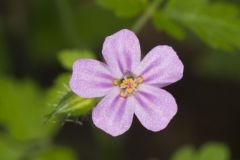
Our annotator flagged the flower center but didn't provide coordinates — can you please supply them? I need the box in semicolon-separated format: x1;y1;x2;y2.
113;75;144;98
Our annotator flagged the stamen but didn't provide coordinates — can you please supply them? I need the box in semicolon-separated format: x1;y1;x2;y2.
133;83;138;88
120;82;126;87
112;75;144;97
123;79;127;83
113;79;119;86
120;91;127;97
136;76;144;83
128;78;134;83
127;88;134;93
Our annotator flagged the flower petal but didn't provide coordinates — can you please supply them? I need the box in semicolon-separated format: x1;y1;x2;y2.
134;84;177;132
92;88;135;136
70;59;114;98
102;29;141;78
133;45;183;87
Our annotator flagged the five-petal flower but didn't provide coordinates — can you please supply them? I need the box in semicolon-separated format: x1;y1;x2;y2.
70;29;184;136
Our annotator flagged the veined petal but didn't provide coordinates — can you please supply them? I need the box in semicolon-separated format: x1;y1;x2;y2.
102;29;141;78
70;59;114;98
133;45;183;87
92;88;135;136
134;84;177;132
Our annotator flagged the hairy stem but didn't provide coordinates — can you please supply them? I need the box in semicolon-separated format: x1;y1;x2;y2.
45;91;75;123
132;0;163;33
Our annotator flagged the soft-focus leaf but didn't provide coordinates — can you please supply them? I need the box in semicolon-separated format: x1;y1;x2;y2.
160;0;240;51
0;134;24;160
58;49;96;70
31;146;77;160
0;132;77;160
0;77;77;159
197;142;230;160
152;11;185;40
46;73;96;121
97;0;148;18
171;146;195;160
171;142;230;160
0;78;58;141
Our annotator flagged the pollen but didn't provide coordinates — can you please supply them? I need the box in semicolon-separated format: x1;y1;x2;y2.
133;83;138;88
113;74;144;97
120;91;127;97
113;79;119;86
136;76;144;83
128;78;134;83
127;88;134;93
120;82;126;87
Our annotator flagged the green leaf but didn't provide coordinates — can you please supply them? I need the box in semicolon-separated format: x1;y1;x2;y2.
197;142;230;160
0;76;77;160
171;146;195;160
0;134;24;160
97;0;148;18
171;142;231;160
46;73;96;122
58;49;96;70
0;130;77;160
0;78;58;141
152;11;185;40
160;0;240;51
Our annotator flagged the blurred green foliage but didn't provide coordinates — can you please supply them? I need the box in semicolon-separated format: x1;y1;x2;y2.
0;134;25;160
97;0;148;18
0;77;77;160
98;0;240;51
171;146;195;160
171;142;230;160
154;0;240;51
58;49;96;70
153;11;185;40
0;78;55;141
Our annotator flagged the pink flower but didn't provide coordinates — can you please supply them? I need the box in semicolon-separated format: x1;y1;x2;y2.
70;29;184;136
